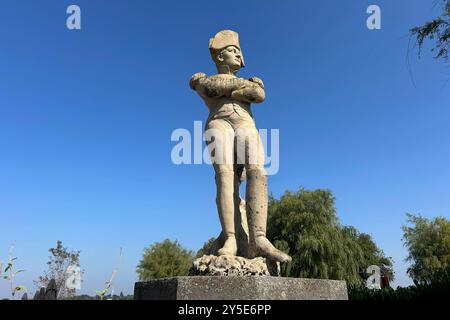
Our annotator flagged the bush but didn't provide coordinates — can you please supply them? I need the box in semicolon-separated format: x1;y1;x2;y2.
136;239;194;280
349;266;450;300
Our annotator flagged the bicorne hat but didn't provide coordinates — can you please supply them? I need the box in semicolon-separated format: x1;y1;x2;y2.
209;30;245;67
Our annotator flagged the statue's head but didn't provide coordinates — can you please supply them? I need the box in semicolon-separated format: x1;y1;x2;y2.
209;30;245;74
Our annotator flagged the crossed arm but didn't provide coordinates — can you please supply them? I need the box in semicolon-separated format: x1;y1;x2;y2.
190;73;265;104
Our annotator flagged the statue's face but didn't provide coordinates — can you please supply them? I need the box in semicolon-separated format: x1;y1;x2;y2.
217;46;242;71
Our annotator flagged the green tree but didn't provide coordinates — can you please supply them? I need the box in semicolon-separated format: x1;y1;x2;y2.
344;226;394;281
402;213;450;284
411;0;449;62
196;237;216;258
136;239;194;280
267;188;393;286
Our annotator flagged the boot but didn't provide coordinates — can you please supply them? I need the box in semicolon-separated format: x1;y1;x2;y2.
246;169;291;263
215;170;237;256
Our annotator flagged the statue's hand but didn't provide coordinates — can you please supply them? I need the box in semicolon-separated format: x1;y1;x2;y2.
248;77;264;89
189;72;207;90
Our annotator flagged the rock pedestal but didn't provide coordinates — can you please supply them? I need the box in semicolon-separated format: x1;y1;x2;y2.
134;276;348;300
189;255;280;277
134;255;348;300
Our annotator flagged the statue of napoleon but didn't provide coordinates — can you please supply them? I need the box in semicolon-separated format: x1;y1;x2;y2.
190;30;291;264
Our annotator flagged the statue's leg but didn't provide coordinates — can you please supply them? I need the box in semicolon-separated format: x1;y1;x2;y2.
234;164;249;257
240;125;292;263
206;118;237;256
246;167;291;262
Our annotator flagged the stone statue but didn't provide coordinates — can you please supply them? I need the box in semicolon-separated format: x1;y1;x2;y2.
189;30;292;265
133;30;348;300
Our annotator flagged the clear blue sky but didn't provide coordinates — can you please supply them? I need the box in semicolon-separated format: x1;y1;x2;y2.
1;0;449;297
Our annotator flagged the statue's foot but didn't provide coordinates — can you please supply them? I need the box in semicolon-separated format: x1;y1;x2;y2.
254;236;292;263
217;236;237;256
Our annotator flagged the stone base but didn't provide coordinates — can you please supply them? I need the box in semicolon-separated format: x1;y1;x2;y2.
134;276;348;300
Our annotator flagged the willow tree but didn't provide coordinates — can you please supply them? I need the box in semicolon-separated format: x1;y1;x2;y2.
267;188;393;286
411;0;449;62
402;213;450;284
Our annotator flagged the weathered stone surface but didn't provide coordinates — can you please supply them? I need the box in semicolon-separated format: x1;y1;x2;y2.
134;276;348;300
189;255;280;276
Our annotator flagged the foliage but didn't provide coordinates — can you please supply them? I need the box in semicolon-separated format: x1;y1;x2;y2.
266;188;393;286
69;292;134;300
34;240;82;299
136;239;194;280
196;237;216;258
96;248;122;300
411;0;450;61
402;213;450;284
344;226;394;281
349;266;450;300
1;244;27;299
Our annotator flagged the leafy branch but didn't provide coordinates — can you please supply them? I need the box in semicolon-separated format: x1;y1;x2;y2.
2;243;27;299
411;0;450;62
96;248;122;300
